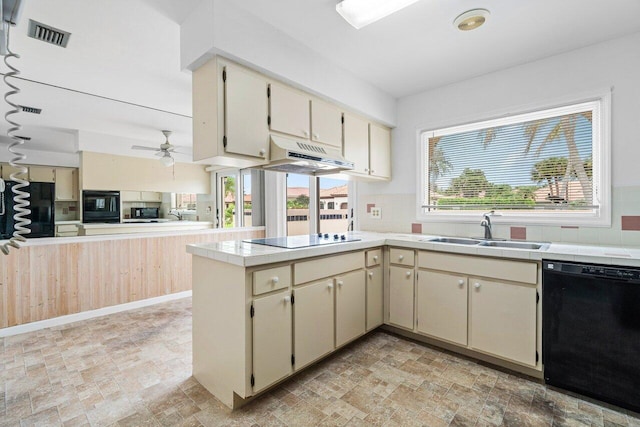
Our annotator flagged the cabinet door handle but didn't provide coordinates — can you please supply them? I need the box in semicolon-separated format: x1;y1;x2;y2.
271;277;279;284
303;130;309;137
259;148;266;156
337;280;344;287
370;170;375;174
398;255;404;261
474;282;481;289
327;283;333;289
283;295;291;303
364;168;369;172
368;271;374;278
406;271;412;278
313;132;319;139
458;279;464;286
373;255;379;262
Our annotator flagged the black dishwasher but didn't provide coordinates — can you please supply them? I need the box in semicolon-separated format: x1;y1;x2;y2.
542;260;640;412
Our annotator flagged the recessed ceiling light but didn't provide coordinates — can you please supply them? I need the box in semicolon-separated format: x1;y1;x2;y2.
454;9;490;31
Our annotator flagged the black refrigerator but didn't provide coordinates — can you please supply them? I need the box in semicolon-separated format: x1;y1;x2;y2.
0;181;55;239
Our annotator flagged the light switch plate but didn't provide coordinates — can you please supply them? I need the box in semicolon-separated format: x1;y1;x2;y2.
370;207;381;219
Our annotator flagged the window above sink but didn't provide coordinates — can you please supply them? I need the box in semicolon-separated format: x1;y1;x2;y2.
417;91;611;227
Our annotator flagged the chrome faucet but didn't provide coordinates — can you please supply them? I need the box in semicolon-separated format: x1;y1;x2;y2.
169;210;183;221
481;211;493;240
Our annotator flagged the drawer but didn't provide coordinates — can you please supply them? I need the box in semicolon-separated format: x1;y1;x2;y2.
56;224;78;233
253;265;291;295
295;251;364;285
418;251;537;285
366;249;382;267
390;248;414;267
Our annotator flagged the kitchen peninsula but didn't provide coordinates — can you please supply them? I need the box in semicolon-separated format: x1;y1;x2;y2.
188;232;640;409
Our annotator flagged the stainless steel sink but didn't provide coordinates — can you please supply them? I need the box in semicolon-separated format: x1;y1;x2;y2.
425;237;482;245
479;241;548;250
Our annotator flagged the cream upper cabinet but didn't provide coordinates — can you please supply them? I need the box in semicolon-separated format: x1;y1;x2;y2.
252;289;292;392
310;99;342;148
121;191;161;202
121;191;141;202
343;113;370;175
417;270;468;346
388;265;415;330
343;115;392;180
268;83;310;139
54;168;78;201
469;278;537;367
29;166;55;183
335;269;366;347
224;64;269;159
140;191;162;202
369;123;391;179
1;164;25;181
293;279;334;370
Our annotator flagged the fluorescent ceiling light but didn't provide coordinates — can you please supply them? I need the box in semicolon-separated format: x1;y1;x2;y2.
336;0;422;29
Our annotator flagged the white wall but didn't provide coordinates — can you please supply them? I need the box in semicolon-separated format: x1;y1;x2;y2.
180;0;397;126
358;31;640;246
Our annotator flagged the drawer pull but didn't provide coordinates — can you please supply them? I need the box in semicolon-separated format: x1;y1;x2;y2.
259;148;266;156
373;255;379;262
398;255;404;261
406;271;412;278
474;282;481;289
368;271;374;278
271;277;279;284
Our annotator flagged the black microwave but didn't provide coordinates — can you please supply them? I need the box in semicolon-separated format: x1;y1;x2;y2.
131;207;159;219
82;190;120;223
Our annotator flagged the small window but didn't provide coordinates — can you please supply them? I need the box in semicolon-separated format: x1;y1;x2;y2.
418;96;610;226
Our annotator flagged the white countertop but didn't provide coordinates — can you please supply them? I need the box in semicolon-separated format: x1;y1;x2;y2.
187;231;640;268
1;226;263;247
79;220;212;229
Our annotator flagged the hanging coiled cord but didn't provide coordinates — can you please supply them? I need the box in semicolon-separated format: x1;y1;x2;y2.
1;24;30;255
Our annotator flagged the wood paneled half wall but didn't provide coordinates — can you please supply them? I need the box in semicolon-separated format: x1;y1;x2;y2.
0;229;263;329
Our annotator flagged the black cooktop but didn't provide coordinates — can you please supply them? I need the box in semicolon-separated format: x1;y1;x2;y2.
243;233;361;249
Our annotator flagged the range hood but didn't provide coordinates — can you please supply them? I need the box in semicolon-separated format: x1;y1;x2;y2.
261;135;354;175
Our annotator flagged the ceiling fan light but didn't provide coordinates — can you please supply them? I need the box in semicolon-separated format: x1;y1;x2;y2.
336;0;421;29
160;152;175;167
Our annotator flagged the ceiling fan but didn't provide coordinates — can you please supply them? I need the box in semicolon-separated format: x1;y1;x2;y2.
131;130;190;167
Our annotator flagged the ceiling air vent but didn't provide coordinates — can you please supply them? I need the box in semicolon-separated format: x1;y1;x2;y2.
27;19;70;48
19;105;41;114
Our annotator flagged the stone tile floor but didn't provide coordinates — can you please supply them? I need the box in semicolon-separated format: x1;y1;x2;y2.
1;298;639;427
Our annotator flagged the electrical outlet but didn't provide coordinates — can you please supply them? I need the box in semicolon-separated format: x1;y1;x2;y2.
370;207;381;219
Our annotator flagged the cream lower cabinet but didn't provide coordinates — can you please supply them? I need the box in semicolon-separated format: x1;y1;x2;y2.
366;266;384;331
416;270;468;346
252;290;292;392
388;248;415;330
294;279;334;369
416;251;540;369
389;265;415;330
469;278;537;367
336;269;366;347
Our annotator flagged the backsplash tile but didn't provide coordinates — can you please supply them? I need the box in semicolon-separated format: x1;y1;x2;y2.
510;227;526;240
621;216;640;231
